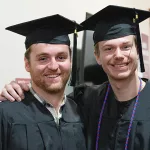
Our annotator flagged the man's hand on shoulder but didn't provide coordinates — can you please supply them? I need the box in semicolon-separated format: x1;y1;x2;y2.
1;81;30;102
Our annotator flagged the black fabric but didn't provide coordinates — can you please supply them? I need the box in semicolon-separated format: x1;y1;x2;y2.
84;64;108;85
68;80;150;150
5;14;82;49
81;5;150;45
25;32;70;49
0;91;86;150
93;23;136;45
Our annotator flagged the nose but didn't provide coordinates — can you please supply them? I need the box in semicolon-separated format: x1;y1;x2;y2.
113;48;124;60
47;58;59;70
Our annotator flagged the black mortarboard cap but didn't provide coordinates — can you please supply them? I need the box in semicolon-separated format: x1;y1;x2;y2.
6;14;82;49
81;5;150;72
6;14;83;86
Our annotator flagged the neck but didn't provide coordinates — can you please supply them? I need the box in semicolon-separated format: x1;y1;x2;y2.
31;83;65;109
108;72;145;101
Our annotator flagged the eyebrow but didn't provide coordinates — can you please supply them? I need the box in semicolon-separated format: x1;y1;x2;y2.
103;40;132;46
100;44;113;49
36;51;69;57
36;53;49;57
56;52;68;55
101;41;133;50
122;41;132;44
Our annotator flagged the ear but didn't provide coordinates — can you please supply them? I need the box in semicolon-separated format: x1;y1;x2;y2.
24;57;30;72
94;51;101;65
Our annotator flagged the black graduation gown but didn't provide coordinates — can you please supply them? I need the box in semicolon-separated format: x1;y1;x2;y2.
70;80;150;150
0;91;86;150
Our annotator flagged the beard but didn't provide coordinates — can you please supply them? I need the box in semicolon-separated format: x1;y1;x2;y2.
30;71;71;94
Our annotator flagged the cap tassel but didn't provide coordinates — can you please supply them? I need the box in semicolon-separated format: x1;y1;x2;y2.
134;9;145;72
69;25;78;86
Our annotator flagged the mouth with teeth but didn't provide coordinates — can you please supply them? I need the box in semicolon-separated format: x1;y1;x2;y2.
111;62;129;70
45;74;60;78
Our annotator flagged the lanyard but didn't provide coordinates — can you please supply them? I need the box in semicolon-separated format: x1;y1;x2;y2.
95;78;142;150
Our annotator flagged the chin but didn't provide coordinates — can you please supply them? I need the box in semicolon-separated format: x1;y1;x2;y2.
109;72;131;80
45;81;67;93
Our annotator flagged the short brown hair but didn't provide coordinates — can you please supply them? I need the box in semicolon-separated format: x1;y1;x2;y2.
24;47;32;61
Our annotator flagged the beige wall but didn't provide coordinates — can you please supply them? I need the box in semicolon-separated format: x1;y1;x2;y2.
0;0;150;92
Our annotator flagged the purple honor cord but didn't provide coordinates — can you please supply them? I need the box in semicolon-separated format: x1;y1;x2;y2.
95;78;142;150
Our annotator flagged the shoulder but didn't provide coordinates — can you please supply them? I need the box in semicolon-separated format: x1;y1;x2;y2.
0;91;35;119
67;82;109;104
0;91;33;109
142;79;150;92
0;101;22;124
146;80;150;86
74;81;108;97
0;101;25;119
0;100;21;111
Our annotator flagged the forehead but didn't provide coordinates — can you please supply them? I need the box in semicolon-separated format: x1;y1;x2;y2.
98;35;134;47
30;43;70;54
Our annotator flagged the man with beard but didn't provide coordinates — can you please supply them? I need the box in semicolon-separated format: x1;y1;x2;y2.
0;15;86;150
1;5;150;150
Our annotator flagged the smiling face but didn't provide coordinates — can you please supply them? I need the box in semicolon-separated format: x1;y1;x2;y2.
95;35;139;81
25;43;72;94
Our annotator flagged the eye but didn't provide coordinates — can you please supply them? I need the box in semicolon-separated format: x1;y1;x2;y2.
58;56;64;59
57;55;67;61
38;57;48;62
122;45;132;51
104;47;112;51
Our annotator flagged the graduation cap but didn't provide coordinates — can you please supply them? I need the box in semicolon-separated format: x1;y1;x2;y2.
6;14;83;86
81;5;150;72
